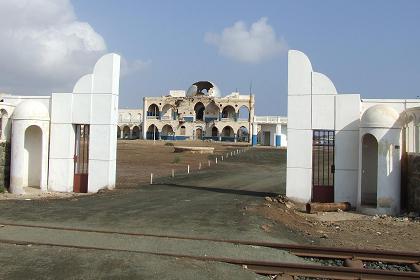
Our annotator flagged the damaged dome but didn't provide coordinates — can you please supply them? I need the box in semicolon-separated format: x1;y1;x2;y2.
186;81;221;98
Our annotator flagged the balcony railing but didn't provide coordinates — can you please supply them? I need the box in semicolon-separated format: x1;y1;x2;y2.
253;116;287;124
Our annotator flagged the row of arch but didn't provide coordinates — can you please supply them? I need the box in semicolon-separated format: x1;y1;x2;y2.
117;125;141;139
147;103;250;121
119;112;142;123
145;124;249;141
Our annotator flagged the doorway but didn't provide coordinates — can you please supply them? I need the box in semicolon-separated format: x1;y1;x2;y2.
263;131;270;146
312;130;335;202
361;133;378;206
195;128;203;140
24;125;42;188
73;124;89;193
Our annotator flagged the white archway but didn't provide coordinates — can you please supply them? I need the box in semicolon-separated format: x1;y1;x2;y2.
361;133;378;206
24;125;43;188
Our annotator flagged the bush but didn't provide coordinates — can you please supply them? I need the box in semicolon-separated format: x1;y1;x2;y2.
172;155;181;163
165;142;174;146
0;185;5;193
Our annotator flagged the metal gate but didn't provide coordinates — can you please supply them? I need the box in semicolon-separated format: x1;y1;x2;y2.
73;124;89;193
312;130;335;202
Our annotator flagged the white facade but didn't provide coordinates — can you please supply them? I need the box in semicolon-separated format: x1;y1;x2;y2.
1;53;121;194
253;116;287;147
286;50;420;215
118;109;143;139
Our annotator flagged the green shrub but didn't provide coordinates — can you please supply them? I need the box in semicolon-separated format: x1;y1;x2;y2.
172;155;181;163
0;185;5;193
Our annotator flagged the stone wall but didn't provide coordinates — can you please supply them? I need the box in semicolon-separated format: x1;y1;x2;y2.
406;153;420;212
0;141;10;191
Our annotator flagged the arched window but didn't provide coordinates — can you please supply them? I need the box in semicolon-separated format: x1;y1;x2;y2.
161;125;174;140
221;126;234;142
237;126;249;142
222;105;236;120
195;128;203;140
211;126;218;137
161;104;175;120
132;126;140;139
238;106;250;121
146;124;159;140
180;125;186;135
0;109;8;140
194;102;205;121
147;104;159;118
123;126;130;139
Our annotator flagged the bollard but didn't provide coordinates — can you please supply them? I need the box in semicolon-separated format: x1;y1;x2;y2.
187;165;190;174
199;162;202;170
150;173;153;184
171;169;174;178
208;160;211;167
221;156;224;161
216;157;218;164
231;151;233;156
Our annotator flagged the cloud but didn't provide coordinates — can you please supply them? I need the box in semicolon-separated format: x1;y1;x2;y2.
121;58;152;77
0;0;141;95
205;17;287;63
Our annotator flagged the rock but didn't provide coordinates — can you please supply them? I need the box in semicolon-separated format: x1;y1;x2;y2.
408;212;419;218
265;196;273;202
337;208;343;212
320;233;329;239
285;201;294;209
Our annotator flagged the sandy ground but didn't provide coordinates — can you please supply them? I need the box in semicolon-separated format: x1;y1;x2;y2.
0;139;246;199
116;139;250;188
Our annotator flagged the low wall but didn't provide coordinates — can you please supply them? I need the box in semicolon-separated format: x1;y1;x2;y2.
406;153;420;212
0;142;10;191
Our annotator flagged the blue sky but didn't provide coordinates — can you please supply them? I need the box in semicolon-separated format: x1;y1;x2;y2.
1;1;420;115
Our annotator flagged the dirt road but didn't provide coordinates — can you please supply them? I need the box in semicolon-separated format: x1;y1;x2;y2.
0;146;309;279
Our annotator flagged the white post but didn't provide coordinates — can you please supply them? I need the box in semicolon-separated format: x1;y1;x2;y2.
150;173;153;184
171;169;174;178
208;160;211;167
221;155;224;161
216;157;218;164
199;162;202;170
187;165;190;174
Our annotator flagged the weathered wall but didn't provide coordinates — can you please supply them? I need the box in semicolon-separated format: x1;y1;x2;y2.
0;142;10;191
406;153;420;212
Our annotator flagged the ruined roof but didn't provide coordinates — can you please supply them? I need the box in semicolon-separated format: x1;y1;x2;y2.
186;81;221;98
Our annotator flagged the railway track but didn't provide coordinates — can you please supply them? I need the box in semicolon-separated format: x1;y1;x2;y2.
1;222;420;279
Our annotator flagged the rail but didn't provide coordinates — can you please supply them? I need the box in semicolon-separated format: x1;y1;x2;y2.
1;222;419;279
